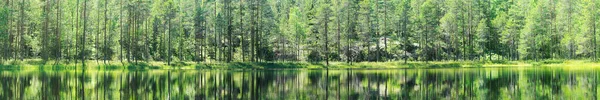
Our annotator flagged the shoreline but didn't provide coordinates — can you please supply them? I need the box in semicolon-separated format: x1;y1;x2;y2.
2;59;600;70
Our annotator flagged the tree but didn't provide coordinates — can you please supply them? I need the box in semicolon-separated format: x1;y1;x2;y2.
288;6;306;61
476;18;490;60
419;0;441;62
42;0;51;62
103;0;108;63
239;0;245;61
396;0;411;63
317;0;332;66
520;0;546;60
225;0;233;62
194;0;206;62
558;0;576;59
165;0;176;65
578;0;599;60
56;0;63;63
440;0;460;60
0;2;9;63
3;0;600;65
82;0;88;66
345;0;359;63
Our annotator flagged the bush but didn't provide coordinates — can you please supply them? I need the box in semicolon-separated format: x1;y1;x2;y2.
541;60;564;64
10;60;23;65
327;52;341;61
307;50;322;63
428;63;461;68
490;60;509;64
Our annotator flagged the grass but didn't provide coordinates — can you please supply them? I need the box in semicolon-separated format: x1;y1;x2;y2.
2;59;600;69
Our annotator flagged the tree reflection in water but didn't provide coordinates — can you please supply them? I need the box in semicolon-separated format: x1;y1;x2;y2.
0;68;599;99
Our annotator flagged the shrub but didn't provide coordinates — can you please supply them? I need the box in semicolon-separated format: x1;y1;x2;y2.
541;60;564;64
307;50;322;63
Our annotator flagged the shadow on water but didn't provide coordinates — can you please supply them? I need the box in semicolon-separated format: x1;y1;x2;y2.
0;68;599;99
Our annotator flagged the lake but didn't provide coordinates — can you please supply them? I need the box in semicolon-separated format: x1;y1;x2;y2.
0;68;599;99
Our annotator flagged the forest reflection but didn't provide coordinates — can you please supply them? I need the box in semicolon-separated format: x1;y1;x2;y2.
0;68;599;99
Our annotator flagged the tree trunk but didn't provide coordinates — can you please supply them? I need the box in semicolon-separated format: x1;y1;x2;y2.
56;0;62;64
104;0;108;64
325;11;329;67
384;0;388;62
240;0;245;62
346;3;352;64
594;3;597;61
227;0;233;63
96;0;100;64
119;0;123;63
82;0;88;66
337;12;341;58
42;0;50;62
375;1;380;62
75;0;80;65
18;0;24;61
167;16;172;65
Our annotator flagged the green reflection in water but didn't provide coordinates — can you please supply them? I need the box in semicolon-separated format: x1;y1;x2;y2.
0;68;599;99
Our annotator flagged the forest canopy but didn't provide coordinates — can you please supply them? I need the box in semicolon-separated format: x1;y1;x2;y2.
0;0;599;65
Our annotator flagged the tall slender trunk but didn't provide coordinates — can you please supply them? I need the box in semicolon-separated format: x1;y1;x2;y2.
593;2;597;61
254;0;261;62
366;5;371;62
104;0;108;63
70;0;78;63
56;0;62;63
337;12;341;58
18;0;24;61
127;5;132;63
8;0;13;61
202;20;206;62
96;0;100;64
325;26;329;65
146;18;150;62
425;24;429;63
250;0;255;62
3;0;10;62
346;3;351;64
227;0;233;62
401;5;408;64
214;2;219;62
76;0;81;66
119;0;123;63
466;3;471;61
594;11;597;61
375;0;380;62
240;0;245;61
82;0;88;66
2;0;8;62
324;2;330;66
167;16;172;65
42;0;50;62
193;0;200;63
383;0;388;61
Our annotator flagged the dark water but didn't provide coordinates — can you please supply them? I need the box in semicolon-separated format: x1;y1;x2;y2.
0;68;599;99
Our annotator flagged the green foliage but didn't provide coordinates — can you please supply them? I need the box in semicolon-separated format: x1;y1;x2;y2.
427;63;460;68
540;59;565;64
1;0;600;66
307;50;322;63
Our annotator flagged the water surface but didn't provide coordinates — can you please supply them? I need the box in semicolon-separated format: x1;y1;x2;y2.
0;68;599;99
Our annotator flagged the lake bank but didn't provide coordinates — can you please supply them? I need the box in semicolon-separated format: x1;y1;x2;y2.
1;59;599;70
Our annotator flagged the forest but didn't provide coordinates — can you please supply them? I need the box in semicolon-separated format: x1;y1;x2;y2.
0;0;599;66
